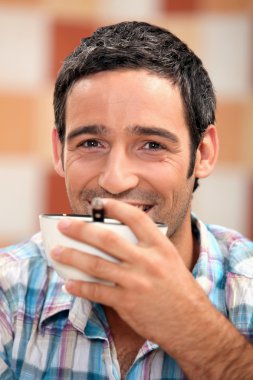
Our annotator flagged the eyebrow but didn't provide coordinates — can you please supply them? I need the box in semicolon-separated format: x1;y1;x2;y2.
66;124;180;144
67;125;108;142
128;125;180;144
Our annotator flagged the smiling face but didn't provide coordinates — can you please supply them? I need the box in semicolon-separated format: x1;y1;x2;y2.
53;69;217;242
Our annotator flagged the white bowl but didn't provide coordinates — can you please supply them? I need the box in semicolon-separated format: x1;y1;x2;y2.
39;214;168;284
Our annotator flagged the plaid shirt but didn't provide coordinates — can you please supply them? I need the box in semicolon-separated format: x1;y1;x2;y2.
0;216;253;379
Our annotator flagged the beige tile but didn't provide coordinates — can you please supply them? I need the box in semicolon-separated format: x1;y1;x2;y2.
198;14;252;99
0;6;50;92
0;155;46;244
192;164;251;236
96;0;160;20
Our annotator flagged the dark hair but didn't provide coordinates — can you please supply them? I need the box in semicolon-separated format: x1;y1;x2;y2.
54;21;216;189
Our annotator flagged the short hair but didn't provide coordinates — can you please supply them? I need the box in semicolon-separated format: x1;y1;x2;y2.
54;21;216;188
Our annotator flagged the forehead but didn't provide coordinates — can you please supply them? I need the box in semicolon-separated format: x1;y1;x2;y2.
65;69;188;138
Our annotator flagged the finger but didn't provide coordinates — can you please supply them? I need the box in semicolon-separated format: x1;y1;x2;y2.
57;218;140;262
51;246;130;285
64;279;122;307
102;198;168;244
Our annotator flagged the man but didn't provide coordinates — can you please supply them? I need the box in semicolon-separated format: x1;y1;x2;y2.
0;21;253;379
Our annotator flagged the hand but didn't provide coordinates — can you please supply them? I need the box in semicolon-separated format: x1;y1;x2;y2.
51;200;207;346
51;199;253;379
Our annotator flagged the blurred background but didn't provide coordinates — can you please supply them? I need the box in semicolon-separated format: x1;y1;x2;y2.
0;0;252;246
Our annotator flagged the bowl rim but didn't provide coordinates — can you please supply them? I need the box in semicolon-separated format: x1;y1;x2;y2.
39;214;167;227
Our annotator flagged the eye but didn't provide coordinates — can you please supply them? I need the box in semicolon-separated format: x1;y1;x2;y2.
142;141;166;151
77;139;102;149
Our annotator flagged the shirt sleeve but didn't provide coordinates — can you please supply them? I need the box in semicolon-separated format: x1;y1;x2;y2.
0;285;16;379
226;239;253;342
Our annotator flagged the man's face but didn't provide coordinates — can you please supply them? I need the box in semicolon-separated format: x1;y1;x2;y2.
55;69;197;239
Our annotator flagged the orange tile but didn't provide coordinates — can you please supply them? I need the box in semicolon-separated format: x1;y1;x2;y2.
0;94;37;153
216;100;252;165
158;16;201;56
241;100;253;169
251;19;253;87
197;0;253;12
41;0;99;18
249;179;253;240
0;0;40;5
34;84;55;162
51;19;100;80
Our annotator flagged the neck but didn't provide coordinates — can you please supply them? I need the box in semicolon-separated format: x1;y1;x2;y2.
170;211;199;271
104;307;145;375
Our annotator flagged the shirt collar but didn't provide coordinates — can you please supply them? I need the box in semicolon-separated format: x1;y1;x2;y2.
38;272;108;340
33;231;108;339
191;215;229;316
38;269;74;328
68;298;108;339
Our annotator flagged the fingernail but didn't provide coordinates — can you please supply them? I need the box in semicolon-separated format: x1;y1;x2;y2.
65;280;75;292
51;246;63;258
62;284;70;294
58;219;71;230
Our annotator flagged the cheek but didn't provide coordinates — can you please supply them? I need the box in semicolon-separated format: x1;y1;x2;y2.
144;162;181;192
65;156;100;192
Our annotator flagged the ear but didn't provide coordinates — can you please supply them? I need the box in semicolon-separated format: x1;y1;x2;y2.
194;124;219;179
52;128;65;178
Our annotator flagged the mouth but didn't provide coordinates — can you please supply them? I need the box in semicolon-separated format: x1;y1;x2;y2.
133;204;154;213
87;200;154;214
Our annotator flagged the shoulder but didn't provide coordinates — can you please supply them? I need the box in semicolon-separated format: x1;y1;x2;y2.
206;224;253;277
0;233;49;301
207;226;253;336
201;223;253;337
0;234;73;349
0;233;44;264
0;233;47;275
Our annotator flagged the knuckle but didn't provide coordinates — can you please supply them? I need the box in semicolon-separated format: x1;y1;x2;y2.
100;230;118;247
58;248;74;264
134;276;151;292
88;256;103;274
89;283;101;300
147;257;161;273
67;220;84;238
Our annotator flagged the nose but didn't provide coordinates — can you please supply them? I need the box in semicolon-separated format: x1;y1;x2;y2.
98;149;139;195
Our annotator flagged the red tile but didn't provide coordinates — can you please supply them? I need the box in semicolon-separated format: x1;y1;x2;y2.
51;19;100;80
161;0;199;12
45;169;72;214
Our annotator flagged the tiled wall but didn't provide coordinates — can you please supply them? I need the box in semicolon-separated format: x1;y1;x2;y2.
0;0;252;245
